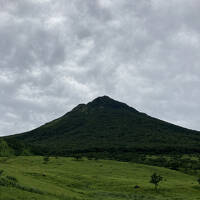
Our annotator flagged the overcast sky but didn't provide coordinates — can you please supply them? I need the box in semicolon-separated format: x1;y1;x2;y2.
0;0;200;136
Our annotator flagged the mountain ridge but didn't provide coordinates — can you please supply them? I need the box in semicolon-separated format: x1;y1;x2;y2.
4;96;200;157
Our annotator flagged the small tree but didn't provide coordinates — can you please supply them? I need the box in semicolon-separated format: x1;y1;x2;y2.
150;172;163;192
43;156;50;164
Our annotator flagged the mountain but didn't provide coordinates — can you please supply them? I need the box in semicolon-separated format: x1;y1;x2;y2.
4;96;200;157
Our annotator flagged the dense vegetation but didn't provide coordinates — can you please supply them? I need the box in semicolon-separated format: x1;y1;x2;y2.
0;139;14;157
4;96;200;158
0;156;200;200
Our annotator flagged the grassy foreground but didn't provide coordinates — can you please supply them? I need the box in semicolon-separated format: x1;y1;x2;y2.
0;156;200;200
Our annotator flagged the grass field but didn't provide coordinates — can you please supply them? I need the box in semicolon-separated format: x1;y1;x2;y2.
0;156;200;200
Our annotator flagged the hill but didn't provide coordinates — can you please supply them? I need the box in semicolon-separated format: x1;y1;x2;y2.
0;156;200;200
4;96;200;157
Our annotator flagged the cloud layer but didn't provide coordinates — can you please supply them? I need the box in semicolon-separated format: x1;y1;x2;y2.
0;0;200;135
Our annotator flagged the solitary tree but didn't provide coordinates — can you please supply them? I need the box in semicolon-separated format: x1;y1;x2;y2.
150;172;163;192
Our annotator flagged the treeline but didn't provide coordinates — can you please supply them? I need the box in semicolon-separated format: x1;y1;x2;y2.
25;144;200;175
71;153;200;175
142;155;200;174
1;137;200;175
29;144;200;157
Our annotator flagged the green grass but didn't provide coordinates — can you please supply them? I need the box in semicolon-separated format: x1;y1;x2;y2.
0;156;200;200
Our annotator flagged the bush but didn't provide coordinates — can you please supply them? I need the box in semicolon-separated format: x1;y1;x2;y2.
6;176;18;182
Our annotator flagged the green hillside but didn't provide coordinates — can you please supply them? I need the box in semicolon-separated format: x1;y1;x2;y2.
5;96;200;157
0;156;200;200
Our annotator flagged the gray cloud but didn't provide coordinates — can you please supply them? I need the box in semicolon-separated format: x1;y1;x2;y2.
0;0;200;135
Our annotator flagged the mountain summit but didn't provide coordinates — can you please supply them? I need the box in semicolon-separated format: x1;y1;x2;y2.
71;96;139;114
5;96;200;156
87;96;139;112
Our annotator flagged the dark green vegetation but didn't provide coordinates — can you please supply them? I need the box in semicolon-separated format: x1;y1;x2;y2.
4;96;200;159
0;139;14;157
0;156;200;200
150;173;163;192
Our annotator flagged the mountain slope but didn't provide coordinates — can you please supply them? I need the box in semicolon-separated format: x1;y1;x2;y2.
5;96;200;156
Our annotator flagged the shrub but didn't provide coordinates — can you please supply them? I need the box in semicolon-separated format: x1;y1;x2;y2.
6;176;18;182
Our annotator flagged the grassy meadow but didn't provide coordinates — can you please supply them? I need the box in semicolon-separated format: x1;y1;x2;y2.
0;156;200;200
